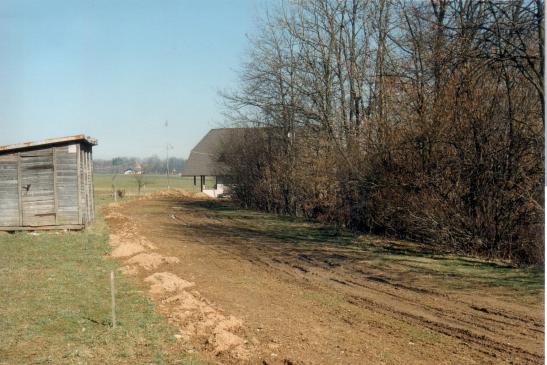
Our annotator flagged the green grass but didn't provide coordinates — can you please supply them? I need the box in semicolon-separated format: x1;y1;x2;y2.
0;215;202;364
0;175;214;364
93;174;216;205
366;251;544;294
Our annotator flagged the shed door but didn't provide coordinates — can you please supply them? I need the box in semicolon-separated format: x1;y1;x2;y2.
21;150;56;226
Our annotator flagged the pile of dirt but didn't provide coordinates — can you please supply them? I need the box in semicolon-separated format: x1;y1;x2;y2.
150;189;210;200
144;272;195;294
126;252;180;271
104;208;180;276
106;213;157;258
103;211;126;220
158;285;250;359
152;189;190;198
111;232;157;250
139;237;157;250
111;242;145;258
108;233;123;246
119;265;139;276
104;215;139;237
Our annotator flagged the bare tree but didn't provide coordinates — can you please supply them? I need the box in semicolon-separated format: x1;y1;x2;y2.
220;0;544;264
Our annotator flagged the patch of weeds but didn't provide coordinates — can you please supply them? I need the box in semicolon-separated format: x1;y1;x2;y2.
351;239;544;297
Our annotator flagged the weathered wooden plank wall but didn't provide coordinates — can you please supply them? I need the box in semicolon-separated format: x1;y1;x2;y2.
20;149;55;226
55;145;79;225
0;141;95;230
83;144;94;223
77;143;94;226
0;155;20;226
88;145;95;222
79;144;86;224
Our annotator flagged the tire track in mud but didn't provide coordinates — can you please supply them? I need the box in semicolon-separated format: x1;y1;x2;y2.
345;293;542;364
270;253;544;364
342;276;523;333
346;267;541;332
175;223;544;364
330;268;541;332
222;234;542;339
137;198;544;364
212;215;543;345
342;282;541;361
284;262;543;364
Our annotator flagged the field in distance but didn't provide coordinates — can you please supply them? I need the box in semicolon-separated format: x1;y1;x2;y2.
93;174;216;203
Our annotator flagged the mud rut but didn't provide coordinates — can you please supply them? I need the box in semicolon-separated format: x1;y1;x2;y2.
104;195;544;365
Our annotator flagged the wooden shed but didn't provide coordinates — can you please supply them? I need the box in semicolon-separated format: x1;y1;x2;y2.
0;135;97;231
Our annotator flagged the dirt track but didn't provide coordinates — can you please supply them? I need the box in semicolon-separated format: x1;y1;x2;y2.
103;193;544;365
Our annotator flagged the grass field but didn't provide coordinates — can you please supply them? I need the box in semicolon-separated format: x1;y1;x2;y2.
0;182;202;364
93;174;216;205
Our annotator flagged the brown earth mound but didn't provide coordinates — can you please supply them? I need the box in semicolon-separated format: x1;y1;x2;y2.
111;242;145;258
144;272;195;294
126;252;180;271
160;290;250;359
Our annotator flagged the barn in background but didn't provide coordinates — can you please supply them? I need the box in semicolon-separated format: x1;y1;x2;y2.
0;135;97;230
181;128;240;197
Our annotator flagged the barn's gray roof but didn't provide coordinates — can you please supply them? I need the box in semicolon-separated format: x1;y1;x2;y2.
0;134;97;154
181;128;247;176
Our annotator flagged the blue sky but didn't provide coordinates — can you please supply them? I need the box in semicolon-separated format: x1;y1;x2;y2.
0;0;261;159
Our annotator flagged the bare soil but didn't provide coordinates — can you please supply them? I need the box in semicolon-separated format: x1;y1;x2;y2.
103;192;544;365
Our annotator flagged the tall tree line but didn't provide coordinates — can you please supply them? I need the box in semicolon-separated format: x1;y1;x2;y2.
221;0;544;264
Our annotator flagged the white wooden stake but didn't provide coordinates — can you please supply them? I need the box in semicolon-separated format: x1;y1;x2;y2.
110;271;116;328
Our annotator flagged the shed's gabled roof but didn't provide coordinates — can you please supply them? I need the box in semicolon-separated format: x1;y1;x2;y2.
0;135;97;153
181;128;245;176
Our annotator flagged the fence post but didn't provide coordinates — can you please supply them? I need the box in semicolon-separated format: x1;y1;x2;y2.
110;271;116;328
